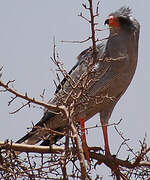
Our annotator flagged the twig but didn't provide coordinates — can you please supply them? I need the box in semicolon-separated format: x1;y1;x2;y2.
83;118;122;131
9;101;30;114
78;12;90;23
88;0;98;62
90;148;150;169
133;147;150;166
27;152;35;177
70;122;87;180
0;80;68;117
114;125;137;157
95;1;100;17
40;89;45;101
61;37;91;44
60;151;68;180
36;126;65;137
95;27;109;31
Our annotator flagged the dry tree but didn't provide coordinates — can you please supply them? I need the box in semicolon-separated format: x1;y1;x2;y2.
0;1;150;180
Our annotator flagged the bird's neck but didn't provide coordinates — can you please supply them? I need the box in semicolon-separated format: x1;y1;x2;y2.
110;28;131;39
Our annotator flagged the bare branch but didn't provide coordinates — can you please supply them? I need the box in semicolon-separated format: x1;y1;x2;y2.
0;141;64;154
83;118;123;131
70;122;87;180
95;1;100;17
90;149;150;169
36;126;65;137
40;89;45;101
88;0;98;62
0;1;148;179
82;3;89;10
9;101;30;114
61;37;91;44
78;12;90;23
133;147;150;166
0;80;68;117
60;151;68;180
114;125;137;157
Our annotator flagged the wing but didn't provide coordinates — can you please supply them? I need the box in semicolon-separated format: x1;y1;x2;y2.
16;40;108;145
51;36;129;108
55;62;79;94
54;39;109;95
17;36;128;145
86;35;130;97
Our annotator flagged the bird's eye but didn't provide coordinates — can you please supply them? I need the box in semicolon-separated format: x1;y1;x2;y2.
104;16;120;29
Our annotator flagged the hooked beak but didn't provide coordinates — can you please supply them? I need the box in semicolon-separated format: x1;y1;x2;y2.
104;19;109;25
104;16;120;29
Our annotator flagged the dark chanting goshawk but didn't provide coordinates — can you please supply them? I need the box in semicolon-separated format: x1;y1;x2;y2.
17;7;140;158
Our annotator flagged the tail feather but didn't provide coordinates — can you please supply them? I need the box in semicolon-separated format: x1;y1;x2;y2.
40;130;64;146
16;112;57;145
16;132;33;144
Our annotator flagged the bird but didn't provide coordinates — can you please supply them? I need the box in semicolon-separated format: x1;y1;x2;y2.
16;6;140;158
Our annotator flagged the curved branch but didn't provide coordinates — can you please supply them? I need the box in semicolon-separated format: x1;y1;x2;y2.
0;80;68;117
90;151;150;168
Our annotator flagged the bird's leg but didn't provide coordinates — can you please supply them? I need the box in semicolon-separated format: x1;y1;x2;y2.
100;118;111;155
100;116;121;176
80;117;90;162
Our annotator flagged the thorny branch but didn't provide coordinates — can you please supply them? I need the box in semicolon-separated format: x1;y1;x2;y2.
0;138;150;179
0;0;149;180
61;37;91;44
9;101;30;114
70;122;87;180
0;79;68;118
114;126;137;157
87;0;99;62
62;0;101;61
79;0;100;63
0;141;64;154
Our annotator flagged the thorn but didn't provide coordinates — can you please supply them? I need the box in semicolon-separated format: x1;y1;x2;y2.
82;3;87;9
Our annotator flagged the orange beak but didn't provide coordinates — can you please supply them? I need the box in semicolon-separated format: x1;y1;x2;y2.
109;16;120;29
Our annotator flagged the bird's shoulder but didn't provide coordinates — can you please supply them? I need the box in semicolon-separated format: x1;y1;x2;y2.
105;34;129;59
77;39;108;62
55;40;108;94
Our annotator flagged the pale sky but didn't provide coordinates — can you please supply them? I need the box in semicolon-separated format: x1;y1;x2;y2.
0;0;150;179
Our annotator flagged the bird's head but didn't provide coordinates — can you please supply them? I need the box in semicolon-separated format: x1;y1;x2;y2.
104;6;140;35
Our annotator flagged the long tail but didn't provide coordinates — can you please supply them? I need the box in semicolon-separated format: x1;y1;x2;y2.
16;112;57;145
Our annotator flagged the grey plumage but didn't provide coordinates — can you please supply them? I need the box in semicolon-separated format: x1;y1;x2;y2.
110;6;132;17
16;6;140;148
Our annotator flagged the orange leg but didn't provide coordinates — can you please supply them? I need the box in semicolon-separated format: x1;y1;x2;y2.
100;119;111;155
101;120;120;174
80;117;90;162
